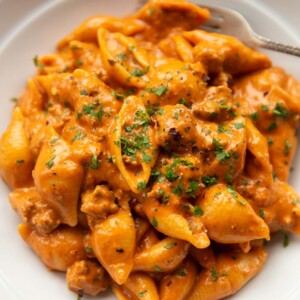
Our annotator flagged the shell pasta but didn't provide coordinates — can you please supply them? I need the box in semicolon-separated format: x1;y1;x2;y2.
2;0;300;299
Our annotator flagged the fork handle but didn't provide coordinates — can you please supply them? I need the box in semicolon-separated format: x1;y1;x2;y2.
253;33;300;57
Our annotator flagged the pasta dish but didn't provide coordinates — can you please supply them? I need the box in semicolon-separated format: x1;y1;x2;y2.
1;0;300;299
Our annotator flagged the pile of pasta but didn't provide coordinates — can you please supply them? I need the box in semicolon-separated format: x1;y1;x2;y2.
2;0;300;299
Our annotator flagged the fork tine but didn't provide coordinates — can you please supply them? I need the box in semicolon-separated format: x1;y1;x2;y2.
202;17;223;28
200;24;222;33
200;5;224;18
200;4;224;28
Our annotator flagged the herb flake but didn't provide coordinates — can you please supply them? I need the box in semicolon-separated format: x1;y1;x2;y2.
146;86;168;96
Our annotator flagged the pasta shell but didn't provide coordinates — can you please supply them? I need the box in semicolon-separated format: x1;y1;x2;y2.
118;272;159;300
92;209;136;285
187;247;267;300
18;223;86;271
143;198;210;249
33;127;84;226
0;107;34;189
133;237;190;272
199;184;270;243
159;259;197;300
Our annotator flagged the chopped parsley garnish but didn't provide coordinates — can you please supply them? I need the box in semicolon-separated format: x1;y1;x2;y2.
218;99;232;111
233;152;239;159
130;68;148;77
81;101;104;122
267;137;273;146
137;290;147;298
45;156;56;169
116;53;127;61
157;189;164;197
283;139;292;156
238;199;246;205
121;134;150;157
129;45;136;51
71;131;87;143
224;173;233;181
210;269;229;282
235;195;246;205
153;265;161;272
124;89;136;96
163;159;194;184
50;136;60;144
64;101;71;108
164;242;177;249
178;98;187;105
218;124;232;134
151;217;158;228
137;181;147;191
90;154;100;169
172;158;194;168
134;110;151;130
280;229;289;247
202;175;218;187
85;154;100;169
107;156;114;163
212;138;231;163
193;205;204;216
261;104;269;111
172;183;184;196
118;110;152;160
249;112;259;121
80;89;89;96
85;247;93;253
234;123;245;129
165;166;178;182
33;55;45;70
211;268;219;282
162;194;170;205
259;209;265;219
268;121;277;132
176;267;187;277
16;159;25;164
145;86;168;96
186;181;199;198
150;169;164;183
10;97;18;103
142;153;152;163
33;55;38;64
273;103;289;119
227;185;238;199
76;60;83;67
112;91;124;100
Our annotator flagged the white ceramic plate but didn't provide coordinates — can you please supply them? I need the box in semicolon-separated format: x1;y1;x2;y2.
1;0;300;299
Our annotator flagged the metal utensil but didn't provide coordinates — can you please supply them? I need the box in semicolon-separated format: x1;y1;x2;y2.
200;5;300;57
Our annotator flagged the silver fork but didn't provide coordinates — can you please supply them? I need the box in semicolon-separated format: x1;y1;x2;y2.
136;0;300;57
200;5;300;57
